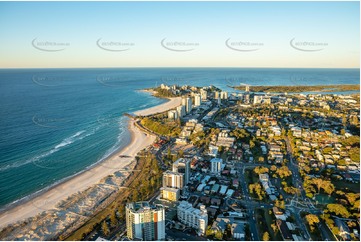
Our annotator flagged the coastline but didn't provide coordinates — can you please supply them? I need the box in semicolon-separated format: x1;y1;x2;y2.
0;97;181;231
134;96;182;116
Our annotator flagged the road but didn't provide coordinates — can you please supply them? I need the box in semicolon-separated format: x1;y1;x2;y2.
284;136;306;198
283;133;333;241
166;228;207;241
235;162;262;241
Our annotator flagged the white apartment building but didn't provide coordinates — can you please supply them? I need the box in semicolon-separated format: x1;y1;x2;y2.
168;110;178;120
172;158;190;185
194;94;202;107
177;105;186;118
177;201;208;236
186;97;192;113
200;89;208;100
220;91;228;100
210;158;223;174
162;170;184;189
126;201;165;241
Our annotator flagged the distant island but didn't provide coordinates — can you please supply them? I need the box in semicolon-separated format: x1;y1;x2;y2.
232;84;360;93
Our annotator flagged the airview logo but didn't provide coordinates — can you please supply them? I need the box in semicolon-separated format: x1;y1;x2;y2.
161;38;199;52
290;38;328;52
225;38;264;52
96;38;135;52
31;38;70;52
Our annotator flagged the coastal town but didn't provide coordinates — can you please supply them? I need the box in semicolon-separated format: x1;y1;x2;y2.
0;83;359;241
122;84;359;242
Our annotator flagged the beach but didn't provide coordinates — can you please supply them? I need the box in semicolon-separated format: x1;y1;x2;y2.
134;96;182;116
0;97;181;231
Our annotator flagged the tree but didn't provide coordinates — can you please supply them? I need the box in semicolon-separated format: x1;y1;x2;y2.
326;204;350;218
312;178;324;194
214;230;223;240
132;190;139;202
276;166;292;179
305;214;320;232
250;140;255;149
342;135;360;147
226;223;232;239
284;186;300;195
310;178;334;195
262;232;270;241
254;166;269;175
102;221;110;236
230;128;250;141
205;226;214;237
110;211;118;227
349;147;360;162
167;147;172;159
117;205;125;220
271;223;278;233
249;183;265;200
178;149;184;158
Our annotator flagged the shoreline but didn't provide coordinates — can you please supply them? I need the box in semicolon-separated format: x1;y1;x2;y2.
0;96;181;231
0;119;155;230
134;96;182;116
0;120;132;214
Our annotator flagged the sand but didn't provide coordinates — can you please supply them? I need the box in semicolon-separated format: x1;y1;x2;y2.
134;97;182;116
0;97;181;229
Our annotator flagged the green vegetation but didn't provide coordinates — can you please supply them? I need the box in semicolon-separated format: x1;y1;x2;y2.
262;231;270;241
305;214;320;232
342;135;360;162
233;84;360;93
303;177;335;198
275;166;292;179
256;208;282;241
230;128;251;142
140;117;181;137
321;213;340;237
189;131;207;147
150;87;179;97
302;213;322;240
65;152;162;241
101;221;110;236
249;183;265;200
325;204;350;218
253;166;269;175
283;186;300;195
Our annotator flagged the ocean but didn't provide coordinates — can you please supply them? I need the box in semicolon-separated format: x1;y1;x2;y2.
0;68;359;208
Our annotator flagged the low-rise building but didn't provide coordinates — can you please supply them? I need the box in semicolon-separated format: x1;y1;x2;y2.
160;187;180;201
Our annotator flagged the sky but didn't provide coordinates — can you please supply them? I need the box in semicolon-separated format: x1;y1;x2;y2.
0;1;359;68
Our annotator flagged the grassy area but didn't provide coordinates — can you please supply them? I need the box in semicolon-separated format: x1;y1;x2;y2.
140;117;181;137
314;194;336;204
245;168;259;184
233;84;360;93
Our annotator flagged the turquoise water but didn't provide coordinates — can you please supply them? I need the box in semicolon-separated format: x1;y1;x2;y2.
0;68;359;208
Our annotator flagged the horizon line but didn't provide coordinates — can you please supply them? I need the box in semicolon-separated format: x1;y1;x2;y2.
0;67;360;70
